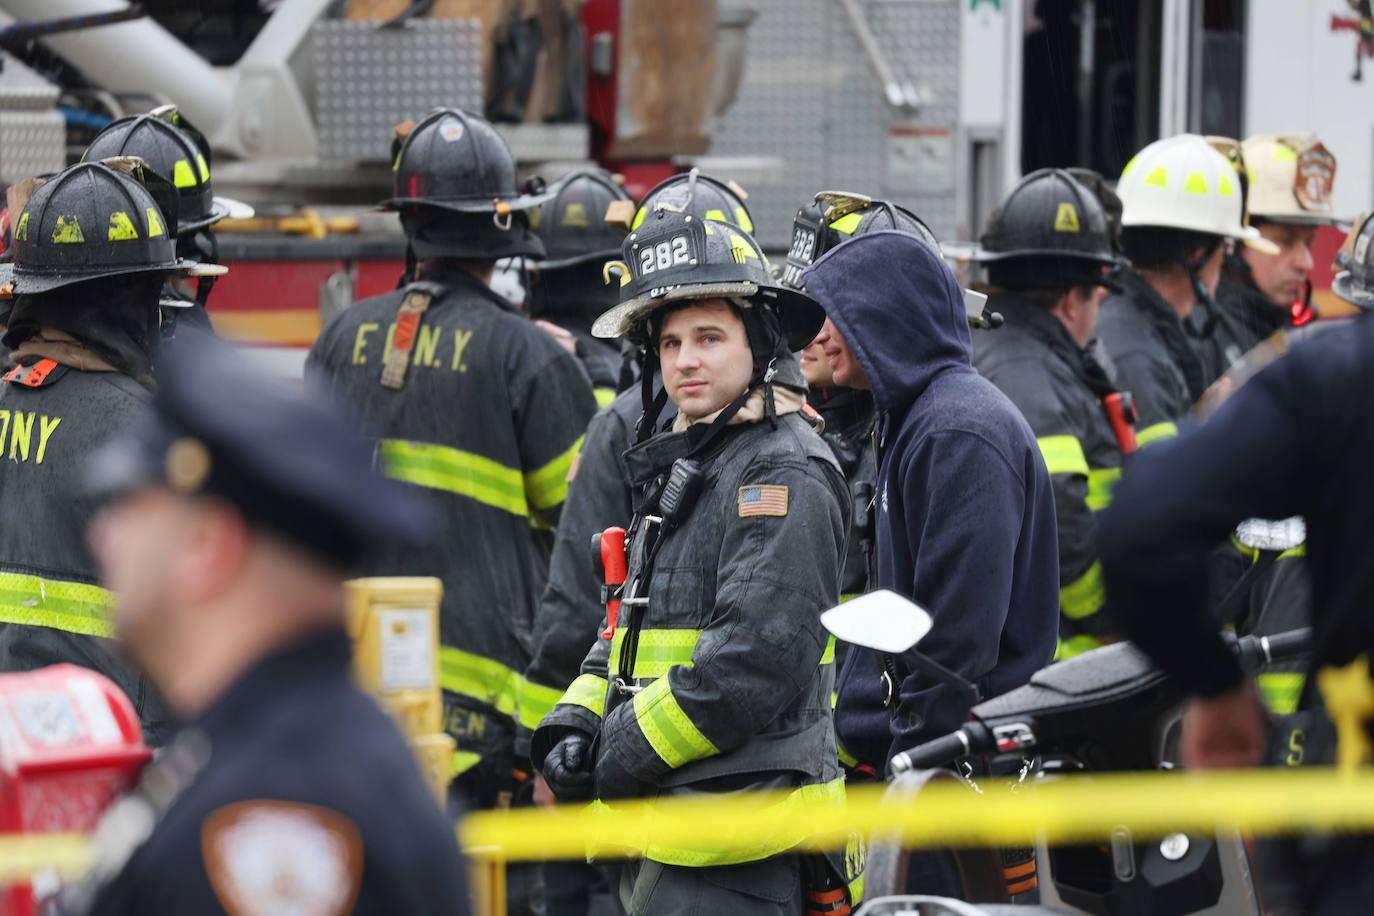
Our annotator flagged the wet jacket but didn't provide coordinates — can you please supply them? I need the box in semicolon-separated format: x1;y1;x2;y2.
517;388;645;756
563;319;621;408
305;264;597;780
67;629;468;916
972;295;1124;657
532;408;850;867
0;359;168;743
804;232;1059;770
811;387;877;605
1095;269;1213;442
1098;311;1374;700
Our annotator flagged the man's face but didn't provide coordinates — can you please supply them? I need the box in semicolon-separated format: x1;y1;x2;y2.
657;299;755;421
88;486;195;675
1241;222;1317;307
800;338;835;389
814;318;870;390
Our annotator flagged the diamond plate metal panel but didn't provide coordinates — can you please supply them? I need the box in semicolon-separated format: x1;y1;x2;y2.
0;52;60;111
0;110;65;186
712;0;962;250
313;19;483;162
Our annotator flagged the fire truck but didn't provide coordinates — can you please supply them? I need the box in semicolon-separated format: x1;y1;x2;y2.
0;0;1369;367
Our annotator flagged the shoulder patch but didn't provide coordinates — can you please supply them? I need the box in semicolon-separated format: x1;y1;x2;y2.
738;484;788;517
3;358;66;388
202;800;363;916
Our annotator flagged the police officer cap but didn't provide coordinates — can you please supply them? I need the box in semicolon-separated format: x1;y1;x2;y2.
87;339;432;568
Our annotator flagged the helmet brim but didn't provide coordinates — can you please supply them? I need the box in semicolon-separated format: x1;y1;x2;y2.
537;249;619;272
175;196;256;235
0;258;224;295
592;281;825;350
969;246;1122;268
1333;271;1374;309
380;187;554;215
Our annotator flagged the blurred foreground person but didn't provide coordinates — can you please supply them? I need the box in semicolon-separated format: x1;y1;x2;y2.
1098;212;1374;916
61;340;468;916
0;160;222;745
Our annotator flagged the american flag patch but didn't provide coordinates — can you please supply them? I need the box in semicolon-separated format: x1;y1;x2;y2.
738;484;789;517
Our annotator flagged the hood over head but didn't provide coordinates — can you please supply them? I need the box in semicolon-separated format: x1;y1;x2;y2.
802;230;971;412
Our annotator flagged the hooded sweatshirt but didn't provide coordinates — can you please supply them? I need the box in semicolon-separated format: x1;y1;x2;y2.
803;231;1059;768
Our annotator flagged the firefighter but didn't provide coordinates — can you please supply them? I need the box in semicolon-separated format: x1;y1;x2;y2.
0;159;224;745
1096;209;1374;916
521;172;752;916
1096;134;1277;442
63;339;467;916
83;105;252;336
969;169;1126;659
531;210;856;915
304;108;597;817
1215;135;1345;351
526;168;632;407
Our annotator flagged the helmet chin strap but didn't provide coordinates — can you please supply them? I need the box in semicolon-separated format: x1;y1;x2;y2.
1181;240;1222;334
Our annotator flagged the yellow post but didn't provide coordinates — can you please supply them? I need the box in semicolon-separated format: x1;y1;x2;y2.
466;850;508;916
344;577;455;802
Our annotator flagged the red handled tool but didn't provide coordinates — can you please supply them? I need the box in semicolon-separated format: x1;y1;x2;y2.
599;526;627;640
1103;391;1138;454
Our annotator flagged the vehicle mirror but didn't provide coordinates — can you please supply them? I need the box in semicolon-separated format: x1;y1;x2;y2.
820;589;933;654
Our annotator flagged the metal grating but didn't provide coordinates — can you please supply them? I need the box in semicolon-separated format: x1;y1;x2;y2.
711;0;962;250
0;110;65;186
313;18;484;162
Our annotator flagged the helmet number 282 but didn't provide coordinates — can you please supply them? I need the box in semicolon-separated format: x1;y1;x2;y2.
638;236;692;275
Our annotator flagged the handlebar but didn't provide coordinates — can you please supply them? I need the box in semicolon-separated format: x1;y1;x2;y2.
890;723;992;775
1234;627;1312;671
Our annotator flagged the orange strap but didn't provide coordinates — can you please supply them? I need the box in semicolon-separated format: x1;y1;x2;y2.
1007;875;1039;896
3;358;58;388
1004;858;1037;880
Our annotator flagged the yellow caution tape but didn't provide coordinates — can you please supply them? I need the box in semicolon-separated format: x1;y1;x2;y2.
0;833;93;883
460;767;1374;861
12;769;1374;881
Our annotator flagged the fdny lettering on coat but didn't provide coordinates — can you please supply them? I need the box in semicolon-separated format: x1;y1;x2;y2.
351;322;477;373
0;411;61;464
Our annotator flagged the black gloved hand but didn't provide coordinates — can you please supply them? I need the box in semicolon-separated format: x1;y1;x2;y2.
542;732;594;802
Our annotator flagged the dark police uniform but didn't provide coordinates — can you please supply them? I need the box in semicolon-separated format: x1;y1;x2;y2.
61;338;467;916
306;263;597;802
1098;310;1374;916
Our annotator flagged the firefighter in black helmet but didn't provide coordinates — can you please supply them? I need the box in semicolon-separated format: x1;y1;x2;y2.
0;158;224;745
533;209;857;915
969;168;1126;659
305;110;597;839
526;168;632;406
84;105;253;335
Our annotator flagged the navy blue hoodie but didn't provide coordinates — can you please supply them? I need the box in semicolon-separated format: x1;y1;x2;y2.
803;231;1059;768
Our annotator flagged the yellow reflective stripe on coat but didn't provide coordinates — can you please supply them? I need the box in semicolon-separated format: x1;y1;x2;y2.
439;645;518;717
0;572;114;638
559;673;609;719
582;780;846;862
379;439;529;517
517;678;567;731
594;388;616;408
609;628;703;679
1055;634;1102;661
609;629;837;678
525;436;584;511
820;635;836;665
1060;561;1105;621
837;739;861;770
1136;422;1179;447
1087;467;1121;512
1258;672;1306;715
633;677;718;770
452;749;483;778
1036;435;1089;477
